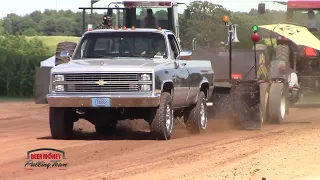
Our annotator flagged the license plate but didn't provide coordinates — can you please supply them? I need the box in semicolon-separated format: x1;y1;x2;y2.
91;98;110;107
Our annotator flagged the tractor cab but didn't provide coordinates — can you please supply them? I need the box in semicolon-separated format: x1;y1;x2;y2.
80;0;191;41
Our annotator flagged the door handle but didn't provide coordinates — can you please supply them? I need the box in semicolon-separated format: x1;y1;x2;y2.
180;63;187;66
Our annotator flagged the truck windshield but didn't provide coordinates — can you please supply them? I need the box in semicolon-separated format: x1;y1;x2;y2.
73;32;168;60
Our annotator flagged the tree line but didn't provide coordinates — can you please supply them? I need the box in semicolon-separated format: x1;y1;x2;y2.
0;1;314;48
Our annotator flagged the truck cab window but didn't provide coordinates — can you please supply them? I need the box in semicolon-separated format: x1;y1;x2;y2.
136;8;168;29
168;34;179;58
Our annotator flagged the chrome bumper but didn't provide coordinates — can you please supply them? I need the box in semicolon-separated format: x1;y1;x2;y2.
46;93;160;107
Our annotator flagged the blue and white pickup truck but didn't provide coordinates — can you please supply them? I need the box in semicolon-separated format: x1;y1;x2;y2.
35;28;215;140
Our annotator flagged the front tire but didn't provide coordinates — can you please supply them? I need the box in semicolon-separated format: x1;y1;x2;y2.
49;107;75;140
150;92;173;140
185;91;208;133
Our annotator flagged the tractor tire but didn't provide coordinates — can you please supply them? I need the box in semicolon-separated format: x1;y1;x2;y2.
55;42;77;66
268;83;286;124
185;91;207;134
49;107;75;140
149;92;173;140
260;83;269;124
275;44;290;62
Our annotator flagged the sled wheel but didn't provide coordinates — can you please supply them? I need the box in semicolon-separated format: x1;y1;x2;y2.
268;83;286;124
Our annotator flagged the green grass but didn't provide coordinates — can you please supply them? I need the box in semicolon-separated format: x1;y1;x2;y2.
26;36;80;54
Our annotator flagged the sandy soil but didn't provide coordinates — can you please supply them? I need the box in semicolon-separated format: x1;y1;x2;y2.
0;101;319;180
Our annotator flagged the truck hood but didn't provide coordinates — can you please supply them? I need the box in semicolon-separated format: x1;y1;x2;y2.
51;58;165;73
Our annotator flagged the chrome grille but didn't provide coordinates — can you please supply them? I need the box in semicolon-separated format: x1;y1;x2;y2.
64;73;147;92
65;73;139;82
66;83;139;92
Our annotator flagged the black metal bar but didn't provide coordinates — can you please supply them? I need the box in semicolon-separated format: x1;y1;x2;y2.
254;42;257;79
82;9;86;35
91;2;93;24
229;24;233;82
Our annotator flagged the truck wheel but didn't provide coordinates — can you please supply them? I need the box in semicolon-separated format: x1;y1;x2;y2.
260;83;269;124
268;83;286;124
185;91;207;133
49;107;75;140
95;121;117;136
275;44;290;62
150;92;173;140
55;42;77;65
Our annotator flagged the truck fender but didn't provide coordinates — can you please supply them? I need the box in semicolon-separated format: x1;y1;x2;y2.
161;80;174;97
195;80;210;102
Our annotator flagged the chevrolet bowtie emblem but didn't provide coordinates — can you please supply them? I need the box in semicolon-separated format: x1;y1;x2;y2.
96;80;107;86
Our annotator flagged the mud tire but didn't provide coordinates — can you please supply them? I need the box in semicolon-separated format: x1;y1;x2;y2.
49;107;75;140
150;92;173;140
185;91;207;134
268;83;286;124
55;42;77;65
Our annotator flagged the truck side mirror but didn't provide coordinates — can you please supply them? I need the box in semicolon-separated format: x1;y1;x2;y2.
184;9;191;19
258;3;266;14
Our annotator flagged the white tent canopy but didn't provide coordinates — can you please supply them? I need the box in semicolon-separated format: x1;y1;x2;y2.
40;55;55;67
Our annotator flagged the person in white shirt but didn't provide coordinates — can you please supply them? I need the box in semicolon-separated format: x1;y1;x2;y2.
140;9;159;28
278;61;300;101
306;10;318;30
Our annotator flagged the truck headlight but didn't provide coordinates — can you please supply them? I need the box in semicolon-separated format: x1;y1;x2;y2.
140;74;151;81
140;85;151;91
53;74;64;82
53;85;65;92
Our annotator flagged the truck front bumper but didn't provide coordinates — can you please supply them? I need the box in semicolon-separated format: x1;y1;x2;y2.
46;93;160;107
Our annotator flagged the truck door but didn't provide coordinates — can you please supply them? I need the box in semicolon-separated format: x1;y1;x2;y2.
168;34;190;107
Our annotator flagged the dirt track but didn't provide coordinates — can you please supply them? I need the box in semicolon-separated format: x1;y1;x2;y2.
0;102;320;180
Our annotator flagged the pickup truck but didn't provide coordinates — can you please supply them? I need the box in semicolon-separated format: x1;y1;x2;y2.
45;28;214;140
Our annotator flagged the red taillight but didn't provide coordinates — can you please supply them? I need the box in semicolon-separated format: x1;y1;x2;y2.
304;47;317;56
232;73;242;79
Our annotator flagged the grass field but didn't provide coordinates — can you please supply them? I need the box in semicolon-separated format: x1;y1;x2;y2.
26;36;80;54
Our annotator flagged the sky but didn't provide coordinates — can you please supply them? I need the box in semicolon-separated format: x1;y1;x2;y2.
1;0;287;19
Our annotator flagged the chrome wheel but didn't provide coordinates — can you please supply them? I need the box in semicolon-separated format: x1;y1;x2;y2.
200;101;207;129
165;103;173;134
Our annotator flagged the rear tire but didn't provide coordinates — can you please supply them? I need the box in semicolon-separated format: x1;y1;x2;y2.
185;91;207;134
149;92;173;140
275;44;290;62
55;42;77;65
49;107;75;140
268;83;286;124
